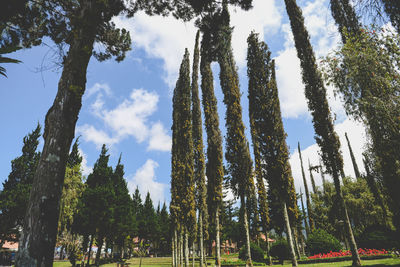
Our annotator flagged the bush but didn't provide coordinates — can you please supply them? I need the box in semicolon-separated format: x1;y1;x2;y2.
238;242;265;262
306;229;342;255
357;225;400;249
269;239;290;264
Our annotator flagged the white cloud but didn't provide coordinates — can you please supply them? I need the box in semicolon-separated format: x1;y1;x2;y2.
78;88;171;152
148;122;172;152
76;124;118;149
86;83;112;99
114;0;281;88
230;0;282;68
78;148;93;177
274;0;342;119
127;159;168;204
103;89;159;142
289;118;367;197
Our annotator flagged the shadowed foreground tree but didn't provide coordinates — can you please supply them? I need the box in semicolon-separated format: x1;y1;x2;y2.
247;32;297;267
13;0;178;264
283;0;360;265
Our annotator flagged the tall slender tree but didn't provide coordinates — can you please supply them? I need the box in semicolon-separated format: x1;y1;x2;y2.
345;133;361;179
215;3;253;265
299;188;309;236
308;159;317;194
171;49;196;267
200;29;225;266
381;0;400;33
283;0;360;265
330;0;361;43
191;30;209;267
247;32;297;267
298;143;314;231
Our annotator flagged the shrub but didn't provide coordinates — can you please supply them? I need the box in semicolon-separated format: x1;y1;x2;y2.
306;229;342;255
357;225;400;249
269;239;290;264
238;242;265;262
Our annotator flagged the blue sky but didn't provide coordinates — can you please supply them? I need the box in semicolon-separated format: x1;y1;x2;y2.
0;0;368;205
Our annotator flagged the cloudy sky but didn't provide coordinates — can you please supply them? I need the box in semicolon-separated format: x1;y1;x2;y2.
0;0;369;205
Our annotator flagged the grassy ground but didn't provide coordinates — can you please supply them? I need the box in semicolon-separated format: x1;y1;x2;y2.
53;256;400;266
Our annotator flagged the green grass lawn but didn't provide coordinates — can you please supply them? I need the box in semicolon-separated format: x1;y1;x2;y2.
53;256;400;266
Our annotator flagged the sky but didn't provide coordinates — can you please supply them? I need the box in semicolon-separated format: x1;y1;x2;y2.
0;0;369;206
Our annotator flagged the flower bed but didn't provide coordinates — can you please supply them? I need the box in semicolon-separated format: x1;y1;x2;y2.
298;248;392;264
308;248;388;259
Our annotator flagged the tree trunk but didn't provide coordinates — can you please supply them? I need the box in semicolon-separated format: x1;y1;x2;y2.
87;235;94;267
265;232;272;265
95;237;104;266
240;195;252;267
172;231;176;267
199;214;204;267
15;4;96;266
292;227;301;259
185;229;189;267
192;241;195;267
215;208;221;267
283;202;298;267
180;230;184;267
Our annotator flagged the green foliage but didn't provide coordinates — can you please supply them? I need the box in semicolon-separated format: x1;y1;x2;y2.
357;225;400;249
322;26;400;230
239;242;265;262
191;30;208;241
0;124;41;242
306;229;342;255
67;137;83;168
246;31;298;234
170;49;196;239
270;239;291;263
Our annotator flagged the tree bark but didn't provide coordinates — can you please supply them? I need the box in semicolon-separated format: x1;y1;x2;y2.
15;3;96;266
199;213;204;267
215;208;221;267
265;232;272;265
283;202;298;267
172;231;176;267
241;195;253;267
87;235;94;267
95;236;104;266
185;229;189;267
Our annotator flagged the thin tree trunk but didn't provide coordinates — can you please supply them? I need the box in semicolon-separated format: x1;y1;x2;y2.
292;227;301;260
95;236;104;266
15;3;96;266
185;228;189;267
241;195;253;267
215;208;221;267
87;235;94;266
199;213;204;267
345;132;361;179
172;231;176;267
192;241;195;267
283;202;298;267
265;232;272;265
180;230;184;267
298;143;314;231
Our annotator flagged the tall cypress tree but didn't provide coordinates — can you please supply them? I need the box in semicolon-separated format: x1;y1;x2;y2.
381;0;400;33
0;124;41;244
298;143;314;232
330;0;361;43
299;188;310;236
283;0;360;265
67;137;83;168
308;159;317;194
171;49;196;267
191;30;209;267
200;29;224;267
247;32;297;267
216;3;253;265
345;133;361;179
